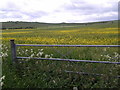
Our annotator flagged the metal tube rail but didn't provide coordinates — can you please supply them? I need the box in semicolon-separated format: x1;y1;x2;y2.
16;44;120;47
17;57;120;64
65;71;120;78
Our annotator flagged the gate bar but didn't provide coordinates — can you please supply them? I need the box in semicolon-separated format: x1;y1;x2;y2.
17;57;120;64
16;44;120;47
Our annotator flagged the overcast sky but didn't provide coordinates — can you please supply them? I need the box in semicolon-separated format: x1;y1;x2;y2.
0;0;119;23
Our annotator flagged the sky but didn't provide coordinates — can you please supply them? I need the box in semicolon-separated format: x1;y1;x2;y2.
0;0;119;23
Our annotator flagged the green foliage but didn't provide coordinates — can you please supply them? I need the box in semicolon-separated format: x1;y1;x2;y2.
1;20;120;88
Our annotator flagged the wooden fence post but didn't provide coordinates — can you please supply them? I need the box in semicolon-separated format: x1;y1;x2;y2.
10;39;17;63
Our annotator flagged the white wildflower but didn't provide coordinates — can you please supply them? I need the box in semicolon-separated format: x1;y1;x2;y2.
53;80;56;83
45;54;49;58
30;53;34;57
40;49;43;51
0;82;3;86
0;75;5;87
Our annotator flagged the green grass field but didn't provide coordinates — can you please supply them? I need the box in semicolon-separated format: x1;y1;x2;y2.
1;20;120;88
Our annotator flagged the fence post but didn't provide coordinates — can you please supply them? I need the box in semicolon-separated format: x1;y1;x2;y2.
10;39;17;63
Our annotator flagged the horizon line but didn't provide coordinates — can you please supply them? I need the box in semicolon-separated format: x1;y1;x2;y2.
0;19;118;24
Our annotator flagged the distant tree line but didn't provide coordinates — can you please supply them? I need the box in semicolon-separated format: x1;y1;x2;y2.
2;22;37;30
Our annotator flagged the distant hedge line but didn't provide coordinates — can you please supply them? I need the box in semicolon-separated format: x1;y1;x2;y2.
1;21;114;29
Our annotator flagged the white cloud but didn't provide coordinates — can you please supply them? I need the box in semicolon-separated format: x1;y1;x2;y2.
0;0;119;23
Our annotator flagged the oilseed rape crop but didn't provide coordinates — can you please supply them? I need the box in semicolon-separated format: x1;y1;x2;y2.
1;21;120;88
